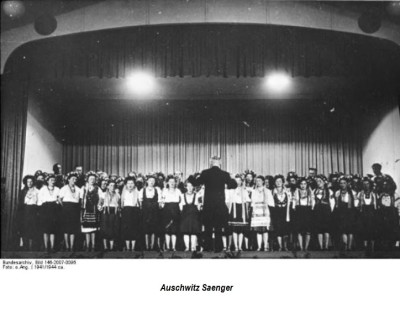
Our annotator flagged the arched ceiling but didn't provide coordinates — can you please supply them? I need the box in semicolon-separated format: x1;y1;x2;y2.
2;0;400;73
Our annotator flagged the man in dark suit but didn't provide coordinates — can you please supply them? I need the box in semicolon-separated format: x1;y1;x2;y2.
74;165;86;188
196;156;237;252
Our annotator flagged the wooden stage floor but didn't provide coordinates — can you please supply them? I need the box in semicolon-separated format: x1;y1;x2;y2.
2;250;400;259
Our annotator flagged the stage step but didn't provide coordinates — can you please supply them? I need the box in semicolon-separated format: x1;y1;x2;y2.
2;250;400;259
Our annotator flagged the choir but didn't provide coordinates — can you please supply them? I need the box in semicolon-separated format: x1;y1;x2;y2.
16;162;400;254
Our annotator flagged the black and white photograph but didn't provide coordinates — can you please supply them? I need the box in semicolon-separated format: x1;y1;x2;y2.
1;0;399;312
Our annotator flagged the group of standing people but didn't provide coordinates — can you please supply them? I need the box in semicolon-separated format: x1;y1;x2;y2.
17;159;400;253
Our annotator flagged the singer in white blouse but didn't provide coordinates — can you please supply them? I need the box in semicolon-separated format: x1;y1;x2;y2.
160;176;183;251
179;181;202;252
292;178;315;251
272;175;291;251
139;176;162;251
358;177;378;252
59;172;81;252
334;177;359;251
38;175;61;252
18;175;39;251
227;175;251;252
99;180;120;251
120;177;141;251
250;176;275;251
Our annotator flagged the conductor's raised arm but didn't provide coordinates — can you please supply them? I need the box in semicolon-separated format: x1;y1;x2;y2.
225;172;237;190
195;171;206;186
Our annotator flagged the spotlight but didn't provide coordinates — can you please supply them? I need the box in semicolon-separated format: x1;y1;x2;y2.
265;72;291;93
2;1;25;19
126;71;155;95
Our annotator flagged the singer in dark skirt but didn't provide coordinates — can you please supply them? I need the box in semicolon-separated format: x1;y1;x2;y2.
292;178;313;251
18;175;40;250
80;172;101;251
313;175;333;250
100;180;120;251
180;180;202;251
180;194;201;235
21;204;39;239
272;175;290;251
140;175;162;250
335;197;357;236
38;174;61;252
334;177;358;250
358;177;378;250
358;194;377;241
40;202;61;234
100;207;120;240
61;202;81;234
163;203;181;235
293;202;313;235
120;206;141;239
160;176;182;251
142;189;160;234
313;200;332;234
120;177;141;251
378;192;399;248
60;172;82;251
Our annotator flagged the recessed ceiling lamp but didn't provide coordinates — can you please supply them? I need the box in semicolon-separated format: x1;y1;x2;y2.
126;71;155;95
265;72;292;93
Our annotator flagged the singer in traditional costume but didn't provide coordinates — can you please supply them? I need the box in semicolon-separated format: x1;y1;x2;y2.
357;177;378;252
38;174;61;252
18;175;39;251
99;180;121;251
334;176;359;251
227;175;250;252
120;177;141;251
139;175;162;251
250;175;274;251
292;177;314;251
59;172;81;252
313;175;335;250
80;172;101;252
272;175;291;251
160;175;182;251
180;179;201;252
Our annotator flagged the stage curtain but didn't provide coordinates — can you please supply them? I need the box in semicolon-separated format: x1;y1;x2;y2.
61;100;363;178
4;24;400;81
1;76;29;250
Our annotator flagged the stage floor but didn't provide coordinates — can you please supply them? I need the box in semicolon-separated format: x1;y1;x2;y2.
2;250;400;259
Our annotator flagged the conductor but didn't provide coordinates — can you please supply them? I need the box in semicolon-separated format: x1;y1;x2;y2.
196;156;237;252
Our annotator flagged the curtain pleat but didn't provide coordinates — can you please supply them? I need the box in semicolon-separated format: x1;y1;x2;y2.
61;101;363;178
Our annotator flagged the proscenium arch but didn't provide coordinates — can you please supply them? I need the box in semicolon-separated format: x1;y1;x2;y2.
2;0;400;73
4;23;400;81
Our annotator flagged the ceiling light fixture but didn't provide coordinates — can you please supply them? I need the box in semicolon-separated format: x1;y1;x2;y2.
265;72;291;93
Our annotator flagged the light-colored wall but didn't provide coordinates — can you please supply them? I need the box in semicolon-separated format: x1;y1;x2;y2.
2;0;400;73
22;96;63;176
362;101;400;190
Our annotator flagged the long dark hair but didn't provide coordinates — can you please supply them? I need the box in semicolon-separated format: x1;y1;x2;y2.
314;176;330;202
337;178;354;208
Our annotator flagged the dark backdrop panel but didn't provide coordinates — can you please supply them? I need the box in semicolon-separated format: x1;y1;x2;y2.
61;100;363;177
1;77;29;251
